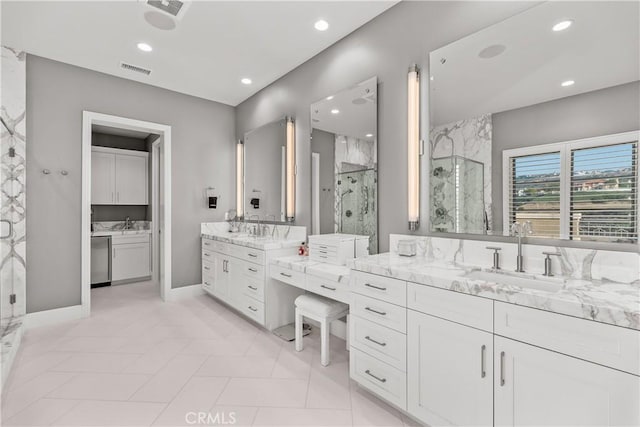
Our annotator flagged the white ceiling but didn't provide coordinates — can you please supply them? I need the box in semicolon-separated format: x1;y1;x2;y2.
311;76;376;140
430;1;640;126
1;1;397;106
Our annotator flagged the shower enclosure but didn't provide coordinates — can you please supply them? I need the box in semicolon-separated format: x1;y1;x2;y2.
336;169;378;253
1;46;27;387
430;155;485;234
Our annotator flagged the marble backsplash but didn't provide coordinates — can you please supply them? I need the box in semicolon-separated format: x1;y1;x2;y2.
93;220;151;231
389;234;640;286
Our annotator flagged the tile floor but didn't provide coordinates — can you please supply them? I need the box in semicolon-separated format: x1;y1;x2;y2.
1;282;419;426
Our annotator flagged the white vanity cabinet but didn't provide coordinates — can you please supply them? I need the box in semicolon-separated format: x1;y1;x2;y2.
111;234;151;281
349;269;640;427
201;238;300;329
91;147;149;205
494;336;639;427
407;311;493;427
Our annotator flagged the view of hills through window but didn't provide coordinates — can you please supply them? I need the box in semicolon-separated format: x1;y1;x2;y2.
510;141;638;242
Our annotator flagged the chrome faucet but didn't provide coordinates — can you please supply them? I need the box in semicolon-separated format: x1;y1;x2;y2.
510;221;532;272
542;251;561;276
486;246;502;271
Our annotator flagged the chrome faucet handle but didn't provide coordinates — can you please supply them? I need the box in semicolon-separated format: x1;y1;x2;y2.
542;251;561;277
486;246;502;270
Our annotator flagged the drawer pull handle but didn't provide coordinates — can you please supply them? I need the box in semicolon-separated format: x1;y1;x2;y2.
204;266;210;270
365;336;387;347
500;351;506;386
248;306;258;312
280;272;292;278
364;283;387;291
321;284;336;291
319;250;328;254
365;369;387;383
248;253;258;258
248;285;258;291
480;345;486;378
248;268;258;273
365;307;386;316
204;281;210;286
204;252;210;257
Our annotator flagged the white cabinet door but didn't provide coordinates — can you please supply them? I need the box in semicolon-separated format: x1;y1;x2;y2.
408;310;493;427
495;336;640;427
112;243;151;281
91;151;115;204
212;253;229;302
226;257;245;306
115;153;148;205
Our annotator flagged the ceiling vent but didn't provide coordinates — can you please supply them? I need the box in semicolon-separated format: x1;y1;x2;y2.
146;0;190;19
120;62;152;76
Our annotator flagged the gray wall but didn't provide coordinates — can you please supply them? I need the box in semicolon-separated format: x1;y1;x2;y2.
492;81;640;228
310;129;335;234
235;1;537;252
27;55;235;313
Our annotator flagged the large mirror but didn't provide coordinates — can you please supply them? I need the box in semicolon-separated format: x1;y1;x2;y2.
310;77;378;253
244;119;287;222
429;1;639;244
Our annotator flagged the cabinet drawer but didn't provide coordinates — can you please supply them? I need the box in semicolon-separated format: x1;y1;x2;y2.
202;276;214;292
306;275;349;305
243;276;265;302
243;248;265;265
202;248;215;262
495;302;640;375
352;293;406;334
244;263;265;279
407;282;493;333
351;315;406;371
310;253;340;265
239;294;265;325
202;259;214;277
350;348;407;410
270;264;305;288
352;271;407;307
112;234;150;245
201;239;216;252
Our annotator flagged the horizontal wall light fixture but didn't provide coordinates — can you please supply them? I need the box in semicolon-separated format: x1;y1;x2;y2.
236;140;244;218
286;117;296;222
407;64;420;231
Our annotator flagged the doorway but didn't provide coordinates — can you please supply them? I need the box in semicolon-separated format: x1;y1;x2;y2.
81;112;172;317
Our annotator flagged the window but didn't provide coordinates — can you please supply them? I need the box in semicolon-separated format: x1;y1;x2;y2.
504;131;639;244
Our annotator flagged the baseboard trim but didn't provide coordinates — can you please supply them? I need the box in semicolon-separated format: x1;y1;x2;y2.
168;284;205;301
24;305;83;330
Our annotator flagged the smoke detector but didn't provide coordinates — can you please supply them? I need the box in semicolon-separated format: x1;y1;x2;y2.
120;62;152;76
146;0;190;19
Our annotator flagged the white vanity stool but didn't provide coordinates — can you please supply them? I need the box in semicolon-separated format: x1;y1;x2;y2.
295;294;348;366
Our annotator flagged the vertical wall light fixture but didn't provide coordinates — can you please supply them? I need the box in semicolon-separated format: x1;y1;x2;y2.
236;140;244;219
285;117;296;222
407;64;421;231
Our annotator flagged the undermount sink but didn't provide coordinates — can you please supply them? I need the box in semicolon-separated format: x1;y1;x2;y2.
466;270;563;293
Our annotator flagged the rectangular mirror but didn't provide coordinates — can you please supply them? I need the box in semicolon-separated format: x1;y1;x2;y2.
428;2;639;244
243;118;287;222
310;77;378;253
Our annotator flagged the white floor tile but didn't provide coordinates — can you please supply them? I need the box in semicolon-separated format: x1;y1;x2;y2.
52;400;166;426
152;377;228;426
1;372;76;420
195;355;276;378
50;352;140;373
253;407;353;426
46;373;151;401
2;398;79;426
217;378;309;408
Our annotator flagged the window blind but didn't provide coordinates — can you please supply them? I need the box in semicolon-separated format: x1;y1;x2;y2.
509;152;562;238
569;141;638;243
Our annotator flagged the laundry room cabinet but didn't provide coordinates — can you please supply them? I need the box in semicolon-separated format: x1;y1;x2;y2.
91;146;148;205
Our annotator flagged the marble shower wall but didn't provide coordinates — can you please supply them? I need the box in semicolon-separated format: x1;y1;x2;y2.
389;234;640;286
430;114;493;232
334;135;378;253
1;46;27;328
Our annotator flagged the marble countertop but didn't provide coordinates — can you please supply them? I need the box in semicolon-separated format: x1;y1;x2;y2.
201;233;302;251
92;229;152;237
350;253;640;331
272;255;351;284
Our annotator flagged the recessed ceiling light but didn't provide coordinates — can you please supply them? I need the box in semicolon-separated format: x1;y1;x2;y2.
561;80;575;87
137;42;153;52
366;133;373;138
553;20;573;32
314;20;329;31
331;109;340;114
326;96;334;100
241;78;252;85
